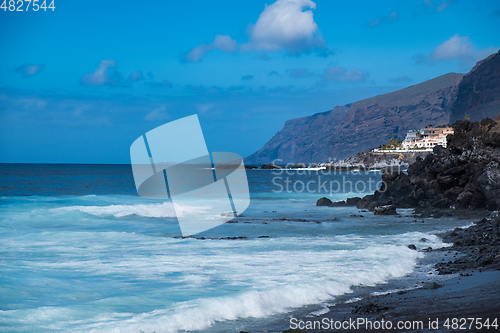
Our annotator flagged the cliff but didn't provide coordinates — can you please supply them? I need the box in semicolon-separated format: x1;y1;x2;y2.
246;51;500;165
328;151;431;171
450;51;500;123
327;73;462;161
245;105;349;164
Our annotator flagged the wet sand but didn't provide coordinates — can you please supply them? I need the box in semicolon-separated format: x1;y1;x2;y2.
267;213;500;333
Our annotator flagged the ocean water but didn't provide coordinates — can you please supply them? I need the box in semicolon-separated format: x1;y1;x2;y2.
0;164;470;332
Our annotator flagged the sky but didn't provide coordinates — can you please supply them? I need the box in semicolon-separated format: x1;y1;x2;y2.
0;0;499;163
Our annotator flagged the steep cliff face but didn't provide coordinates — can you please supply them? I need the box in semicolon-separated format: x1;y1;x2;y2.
246;73;462;165
327;73;462;161
246;51;500;165
450;50;500;123
244;105;349;164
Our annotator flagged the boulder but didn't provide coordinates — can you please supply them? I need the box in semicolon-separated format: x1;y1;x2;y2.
346;197;362;206
316;197;333;206
373;205;398;215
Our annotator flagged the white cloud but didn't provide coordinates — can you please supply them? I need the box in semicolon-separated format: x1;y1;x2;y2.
243;0;324;54
183;0;326;62
183;34;237;62
322;67;369;82
15;64;44;77
81;60;118;86
418;34;498;66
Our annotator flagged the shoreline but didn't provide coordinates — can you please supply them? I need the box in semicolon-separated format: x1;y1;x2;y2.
249;210;500;333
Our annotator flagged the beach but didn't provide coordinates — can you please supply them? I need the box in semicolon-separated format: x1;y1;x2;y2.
1;164;499;332
270;213;500;333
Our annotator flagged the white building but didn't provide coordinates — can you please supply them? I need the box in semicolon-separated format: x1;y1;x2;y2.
403;130;420;143
402;127;453;150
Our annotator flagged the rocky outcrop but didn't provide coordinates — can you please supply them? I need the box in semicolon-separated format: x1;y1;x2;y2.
373;205;398;215
435;212;500;274
316;197;361;207
260;163;284;169
358;116;500;211
326;151;430;171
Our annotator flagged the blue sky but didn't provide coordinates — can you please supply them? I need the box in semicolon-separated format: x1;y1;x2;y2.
0;0;499;163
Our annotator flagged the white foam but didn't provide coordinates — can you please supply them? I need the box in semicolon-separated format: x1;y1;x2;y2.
75;243;421;333
370;285;423;296
344;297;362;304
51;202;211;218
306;306;331;317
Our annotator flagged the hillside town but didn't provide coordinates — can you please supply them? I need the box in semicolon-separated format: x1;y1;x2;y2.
372;126;454;152
402;126;454;149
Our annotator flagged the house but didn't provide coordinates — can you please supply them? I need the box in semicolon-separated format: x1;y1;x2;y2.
402;126;453;150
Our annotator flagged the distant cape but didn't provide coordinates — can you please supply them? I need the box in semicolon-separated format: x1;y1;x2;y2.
245;51;500;165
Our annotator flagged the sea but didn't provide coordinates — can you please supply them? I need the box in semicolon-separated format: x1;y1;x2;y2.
0;164;474;332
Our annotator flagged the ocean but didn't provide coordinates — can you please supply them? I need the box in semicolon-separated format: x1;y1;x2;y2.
0;164;472;332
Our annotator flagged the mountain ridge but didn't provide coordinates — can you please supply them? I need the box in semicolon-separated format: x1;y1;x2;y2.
245;51;500;165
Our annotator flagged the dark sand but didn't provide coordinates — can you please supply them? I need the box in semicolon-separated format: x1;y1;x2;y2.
282;268;500;333
263;213;500;333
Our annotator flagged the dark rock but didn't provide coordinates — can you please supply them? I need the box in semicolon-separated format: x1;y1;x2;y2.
346;197;362;206
438;268;453;275
316;196;361;208
408;244;417;250
357;195;375;210
316;197;333;206
290;163;307;169
373;205;398;215
261;163;284;169
329;200;347;207
352;302;388;314
433;145;446;157
358;115;500;212
431;282;443;289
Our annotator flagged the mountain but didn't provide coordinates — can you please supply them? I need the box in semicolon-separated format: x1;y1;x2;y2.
244;105;348;164
246;72;462;164
246;51;500;165
450;52;500;123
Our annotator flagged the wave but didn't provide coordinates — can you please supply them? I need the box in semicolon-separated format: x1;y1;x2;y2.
77;244;421;333
52;202;211;218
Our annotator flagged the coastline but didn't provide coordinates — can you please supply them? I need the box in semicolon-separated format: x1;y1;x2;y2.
253;210;500;333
